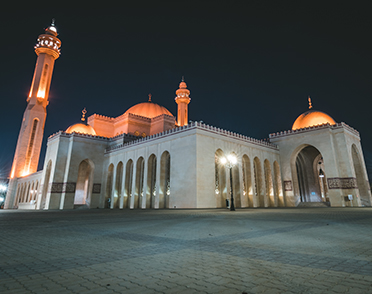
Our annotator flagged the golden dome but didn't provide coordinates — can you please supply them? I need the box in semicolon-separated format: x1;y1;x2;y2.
124;102;173;118
66;123;97;135
292;110;336;130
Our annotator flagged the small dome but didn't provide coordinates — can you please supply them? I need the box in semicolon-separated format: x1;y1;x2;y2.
292;110;336;130
66;123;96;135
124;102;173;118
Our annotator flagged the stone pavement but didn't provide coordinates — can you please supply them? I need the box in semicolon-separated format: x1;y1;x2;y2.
0;208;372;294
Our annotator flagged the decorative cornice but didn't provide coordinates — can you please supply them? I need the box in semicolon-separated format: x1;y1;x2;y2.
269;122;359;139
105;121;278;153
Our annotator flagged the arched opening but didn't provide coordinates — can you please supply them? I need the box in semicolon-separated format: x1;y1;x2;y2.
264;159;275;207
351;144;371;206
231;152;241;208
114;162;123;208
33;181;39;202
215;149;227;208
40;160;52;209
159;151;170;208
75;159;94;207
134;157;145;209
105;164;114;208
23;182;30;203
242;155;252;207
124;159;133;208
27;182;35;202
295;145;327;203
146;154;157;209
273;161;284;206
253;157;264;207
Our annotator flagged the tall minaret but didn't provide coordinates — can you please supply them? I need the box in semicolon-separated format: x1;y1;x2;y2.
5;21;61;208
175;78;191;126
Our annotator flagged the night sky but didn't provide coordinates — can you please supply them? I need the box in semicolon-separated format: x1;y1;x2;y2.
1;2;372;179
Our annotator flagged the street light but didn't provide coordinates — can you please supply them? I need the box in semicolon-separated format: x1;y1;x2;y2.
220;154;237;211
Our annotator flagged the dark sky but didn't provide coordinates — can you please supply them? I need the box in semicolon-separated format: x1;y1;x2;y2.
1;2;372;179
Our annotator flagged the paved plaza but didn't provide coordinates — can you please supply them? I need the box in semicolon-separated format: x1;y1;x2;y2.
0;208;372;294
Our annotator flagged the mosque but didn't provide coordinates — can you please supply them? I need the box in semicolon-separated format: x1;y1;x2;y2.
4;22;372;210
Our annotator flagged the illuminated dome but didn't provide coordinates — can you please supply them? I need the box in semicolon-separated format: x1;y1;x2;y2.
66;123;97;135
292;110;336;130
124;101;173;118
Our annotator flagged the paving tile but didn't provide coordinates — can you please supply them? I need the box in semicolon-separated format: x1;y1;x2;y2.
1;208;372;294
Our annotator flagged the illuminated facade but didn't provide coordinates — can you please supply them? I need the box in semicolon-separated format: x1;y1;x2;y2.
5;24;371;210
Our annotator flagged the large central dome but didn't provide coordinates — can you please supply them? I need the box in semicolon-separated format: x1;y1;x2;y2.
292;109;336;130
124;101;173;118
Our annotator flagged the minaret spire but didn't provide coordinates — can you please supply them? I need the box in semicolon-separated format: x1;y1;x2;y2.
175;77;191;126
308;96;313;109
5;22;62;209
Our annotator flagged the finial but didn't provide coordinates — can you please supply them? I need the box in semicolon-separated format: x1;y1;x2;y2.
181;76;184;82
148;93;152;102
51;18;55;26
308;96;312;109
81;108;87;122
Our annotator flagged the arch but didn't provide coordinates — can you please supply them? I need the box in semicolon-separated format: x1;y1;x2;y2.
33;181;39;202
253;157;264;207
114;161;123;208
231;152;241;208
159;151;171;208
242;155;252;207
124;159;134;208
146;154;157;209
27;181;35;202
215;149;227;208
40;160;52;209
134;157;145;209
14;184;21;207
75;159;95;206
351;144;371;206
294;145;326;203
273;161;284;206
105;163;114;208
264;159;275;207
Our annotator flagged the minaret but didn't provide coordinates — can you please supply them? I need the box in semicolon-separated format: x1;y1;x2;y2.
175;77;191;126
5;21;61;208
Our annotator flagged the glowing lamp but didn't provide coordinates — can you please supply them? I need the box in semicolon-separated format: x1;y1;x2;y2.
0;184;7;192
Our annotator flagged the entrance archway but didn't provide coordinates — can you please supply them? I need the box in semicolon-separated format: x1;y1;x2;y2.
75;159;94;206
295;145;327;203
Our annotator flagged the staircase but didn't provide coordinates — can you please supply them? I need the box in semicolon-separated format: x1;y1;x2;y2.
297;202;330;208
73;204;89;210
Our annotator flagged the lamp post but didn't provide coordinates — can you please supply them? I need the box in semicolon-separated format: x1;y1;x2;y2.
220;154;237;211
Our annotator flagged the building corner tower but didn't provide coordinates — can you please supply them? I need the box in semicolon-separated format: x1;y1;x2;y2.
5;21;61;209
175;78;191;127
